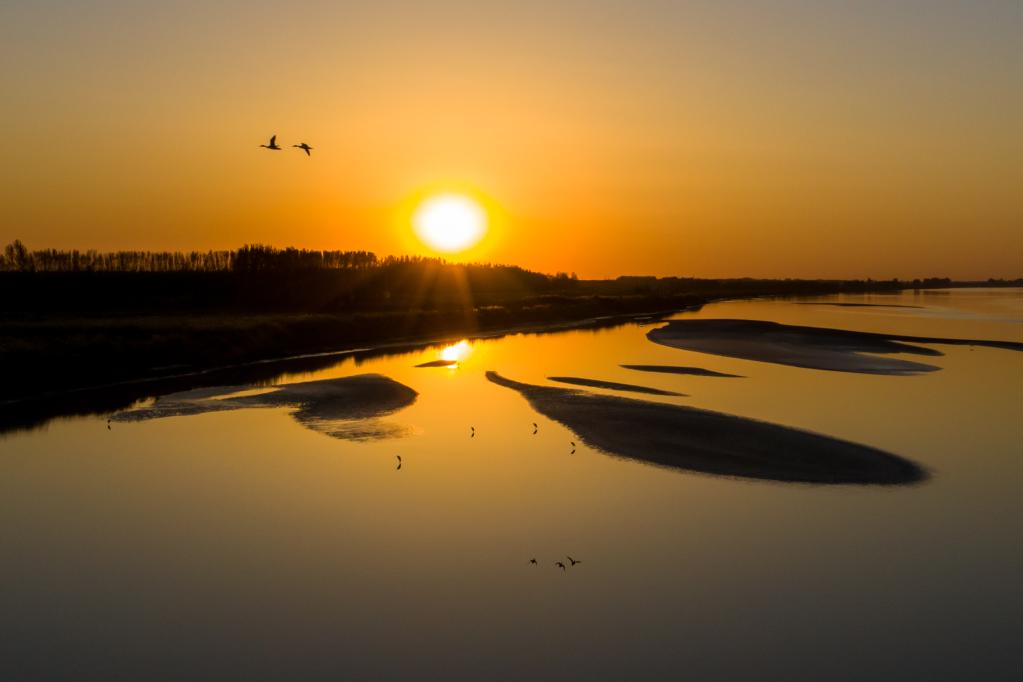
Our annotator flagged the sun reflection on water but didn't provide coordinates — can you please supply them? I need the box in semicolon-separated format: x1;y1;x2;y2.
440;340;472;364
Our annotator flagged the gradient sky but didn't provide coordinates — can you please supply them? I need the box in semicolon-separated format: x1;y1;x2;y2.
2;0;1020;278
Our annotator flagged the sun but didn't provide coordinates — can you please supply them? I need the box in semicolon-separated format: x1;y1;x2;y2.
412;194;487;253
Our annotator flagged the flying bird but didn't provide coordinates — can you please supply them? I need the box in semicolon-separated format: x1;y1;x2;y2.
396;455;402;470
555;562;566;571
567;556;581;566
260;134;282;150
470;426;476;438
529;558;537;565
292;142;313;156
532;422;538;434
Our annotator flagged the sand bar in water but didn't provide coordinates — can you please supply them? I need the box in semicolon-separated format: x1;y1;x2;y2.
487;371;926;485
646;319;1023;374
112;373;418;441
547;376;685;396
621;364;743;378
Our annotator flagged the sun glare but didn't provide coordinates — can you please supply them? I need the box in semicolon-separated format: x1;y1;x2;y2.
440;339;472;364
413;194;487;253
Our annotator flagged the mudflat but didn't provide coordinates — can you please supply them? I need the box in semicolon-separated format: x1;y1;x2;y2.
621;364;743;378
113;374;418;441
646;319;1023;374
547;376;685;396
486;371;926;485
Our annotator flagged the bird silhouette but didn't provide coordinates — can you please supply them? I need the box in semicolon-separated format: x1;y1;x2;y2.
529;558;537;565
260;134;282;150
555;562;566;571
532;422;538;434
567;556;581;566
396;455;402;470
470;426;476;438
570;441;576;454
292;142;313;156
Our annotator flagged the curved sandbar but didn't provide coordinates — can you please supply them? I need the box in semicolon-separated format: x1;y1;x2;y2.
547;376;685;396
486;371;926;485
415;360;457;368
650;319;1023;376
647;319;958;374
113;374;418;441
794;302;923;309
621;364;743;378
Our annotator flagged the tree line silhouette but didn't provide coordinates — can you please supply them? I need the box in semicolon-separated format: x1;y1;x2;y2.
2;239;1014;319
0;240;580;314
4;238;1016;403
1;240;380;273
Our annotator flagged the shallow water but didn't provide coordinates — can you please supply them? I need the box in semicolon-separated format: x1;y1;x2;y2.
2;289;1022;680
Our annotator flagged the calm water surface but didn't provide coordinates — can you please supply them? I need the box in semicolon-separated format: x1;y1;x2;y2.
2;289;1022;680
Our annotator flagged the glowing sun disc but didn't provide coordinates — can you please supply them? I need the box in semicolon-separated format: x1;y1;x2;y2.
413;194;486;252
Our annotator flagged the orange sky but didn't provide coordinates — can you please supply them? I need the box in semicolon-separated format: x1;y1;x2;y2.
2;1;1021;278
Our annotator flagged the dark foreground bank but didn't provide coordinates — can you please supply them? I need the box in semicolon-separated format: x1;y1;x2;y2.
0;273;922;402
2;294;698;404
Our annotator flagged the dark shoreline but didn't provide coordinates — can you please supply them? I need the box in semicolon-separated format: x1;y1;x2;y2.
2;298;695;401
0;304;687;435
1;281;1007;433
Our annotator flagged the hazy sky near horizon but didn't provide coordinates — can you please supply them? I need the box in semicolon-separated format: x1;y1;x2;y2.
2;0;1020;278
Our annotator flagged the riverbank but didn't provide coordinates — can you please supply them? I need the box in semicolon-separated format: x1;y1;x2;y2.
0;297;699;434
0;278;987;413
1;294;702;404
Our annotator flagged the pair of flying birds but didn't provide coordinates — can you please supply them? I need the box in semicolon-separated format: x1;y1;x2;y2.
260;135;313;156
530;556;582;571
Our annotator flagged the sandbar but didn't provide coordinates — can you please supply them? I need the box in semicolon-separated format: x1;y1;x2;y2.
621;364;743;378
487;371;926;485
112;373;418;441
547;376;685;396
647;319;961;374
794;302;923;309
